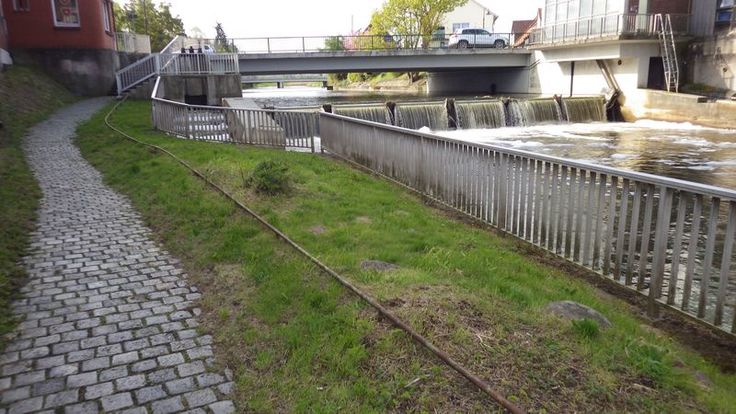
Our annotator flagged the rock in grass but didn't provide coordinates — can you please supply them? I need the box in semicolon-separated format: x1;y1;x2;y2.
547;301;612;329
309;225;327;235
361;260;399;272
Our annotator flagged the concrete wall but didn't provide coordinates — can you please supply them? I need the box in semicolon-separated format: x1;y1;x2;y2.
625;89;736;128
689;34;736;92
530;42;661;97
427;68;529;95
162;75;241;106
12;48;148;96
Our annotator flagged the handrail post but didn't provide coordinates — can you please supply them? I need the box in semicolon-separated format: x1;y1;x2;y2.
267;38;271;53
302;37;306;52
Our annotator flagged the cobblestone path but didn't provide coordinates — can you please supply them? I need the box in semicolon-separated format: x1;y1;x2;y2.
0;99;235;414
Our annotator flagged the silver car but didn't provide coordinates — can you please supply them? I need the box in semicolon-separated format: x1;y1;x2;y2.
448;28;509;49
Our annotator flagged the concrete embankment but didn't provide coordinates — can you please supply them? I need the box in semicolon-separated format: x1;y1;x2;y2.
624;89;736;129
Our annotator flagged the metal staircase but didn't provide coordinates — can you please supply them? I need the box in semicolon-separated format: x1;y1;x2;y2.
655;14;679;93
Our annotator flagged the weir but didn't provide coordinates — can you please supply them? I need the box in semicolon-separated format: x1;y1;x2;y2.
455;100;507;129
562;97;607;123
326;96;609;131
394;102;449;131
332;104;392;125
506;98;564;127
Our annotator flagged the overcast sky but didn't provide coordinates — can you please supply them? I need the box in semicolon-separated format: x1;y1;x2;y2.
121;0;544;38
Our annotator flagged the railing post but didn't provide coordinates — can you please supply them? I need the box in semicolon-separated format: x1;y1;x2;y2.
267;38;271;53
648;186;674;319
116;74;122;96
302;37;306;52
154;53;160;75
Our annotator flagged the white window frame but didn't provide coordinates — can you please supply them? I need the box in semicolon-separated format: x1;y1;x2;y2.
452;22;470;32
50;0;80;28
13;0;31;12
101;0;111;32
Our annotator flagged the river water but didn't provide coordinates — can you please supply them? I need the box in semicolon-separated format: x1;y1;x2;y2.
244;87;736;190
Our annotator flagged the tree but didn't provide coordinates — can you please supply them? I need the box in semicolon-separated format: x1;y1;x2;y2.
370;0;468;49
214;22;237;52
321;36;345;52
114;1;185;52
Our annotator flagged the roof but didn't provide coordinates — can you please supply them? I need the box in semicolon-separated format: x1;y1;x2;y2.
512;19;537;34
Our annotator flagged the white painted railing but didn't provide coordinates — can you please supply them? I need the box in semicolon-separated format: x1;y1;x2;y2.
157;53;239;75
115;54;159;96
115;52;239;95
150;78;317;151
320;112;736;335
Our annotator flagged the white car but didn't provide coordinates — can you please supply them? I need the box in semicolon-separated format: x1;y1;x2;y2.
449;28;509;49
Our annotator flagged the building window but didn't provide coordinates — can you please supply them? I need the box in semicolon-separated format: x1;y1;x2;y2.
13;0;31;11
716;0;734;24
102;0;112;32
51;0;80;27
452;22;470;32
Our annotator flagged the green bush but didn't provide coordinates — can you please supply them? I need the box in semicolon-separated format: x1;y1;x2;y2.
246;160;292;195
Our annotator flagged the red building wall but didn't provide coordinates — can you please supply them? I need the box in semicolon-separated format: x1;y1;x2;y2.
3;0;115;50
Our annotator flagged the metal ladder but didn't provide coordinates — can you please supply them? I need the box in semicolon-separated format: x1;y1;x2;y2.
655;13;679;93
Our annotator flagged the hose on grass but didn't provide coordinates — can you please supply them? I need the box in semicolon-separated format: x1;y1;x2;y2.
103;97;526;414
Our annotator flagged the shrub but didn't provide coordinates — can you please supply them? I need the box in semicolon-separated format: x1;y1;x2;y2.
247;160;292;195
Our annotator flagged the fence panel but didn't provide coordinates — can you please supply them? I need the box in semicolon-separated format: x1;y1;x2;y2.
151;94;316;151
319;112;736;335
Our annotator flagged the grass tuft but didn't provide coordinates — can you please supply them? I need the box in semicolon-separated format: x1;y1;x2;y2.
246;159;292;195
571;319;601;340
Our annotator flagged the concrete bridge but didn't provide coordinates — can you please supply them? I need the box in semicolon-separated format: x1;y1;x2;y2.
117;36;533;97
237;48;530;75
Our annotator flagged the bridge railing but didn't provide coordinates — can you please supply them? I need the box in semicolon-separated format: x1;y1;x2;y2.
528;13;690;46
151;78;317;151
157;53;239;75
219;33;521;53
319;112;736;335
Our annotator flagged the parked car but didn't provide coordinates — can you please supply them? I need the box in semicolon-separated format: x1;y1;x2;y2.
448;28;509;49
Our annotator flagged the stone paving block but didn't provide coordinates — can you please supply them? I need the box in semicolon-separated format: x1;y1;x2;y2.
184;388;217;408
151;396;185;414
134;385;167;404
101;392;134;411
0;99;234;412
83;381;114;400
63;401;99;414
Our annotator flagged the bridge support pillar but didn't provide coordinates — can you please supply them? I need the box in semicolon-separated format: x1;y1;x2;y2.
162;74;242;105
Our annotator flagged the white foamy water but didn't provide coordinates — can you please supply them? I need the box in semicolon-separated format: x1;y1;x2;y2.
436;121;736;189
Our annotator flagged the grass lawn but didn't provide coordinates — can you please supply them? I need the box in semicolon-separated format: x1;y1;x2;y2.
77;99;736;413
0;66;75;348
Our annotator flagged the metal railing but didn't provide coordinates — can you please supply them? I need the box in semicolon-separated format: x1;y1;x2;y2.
157;53;239;75
320;113;736;335
115;52;239;95
115;32;151;54
196;33;521;54
150;78;317;151
529;13;690;46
